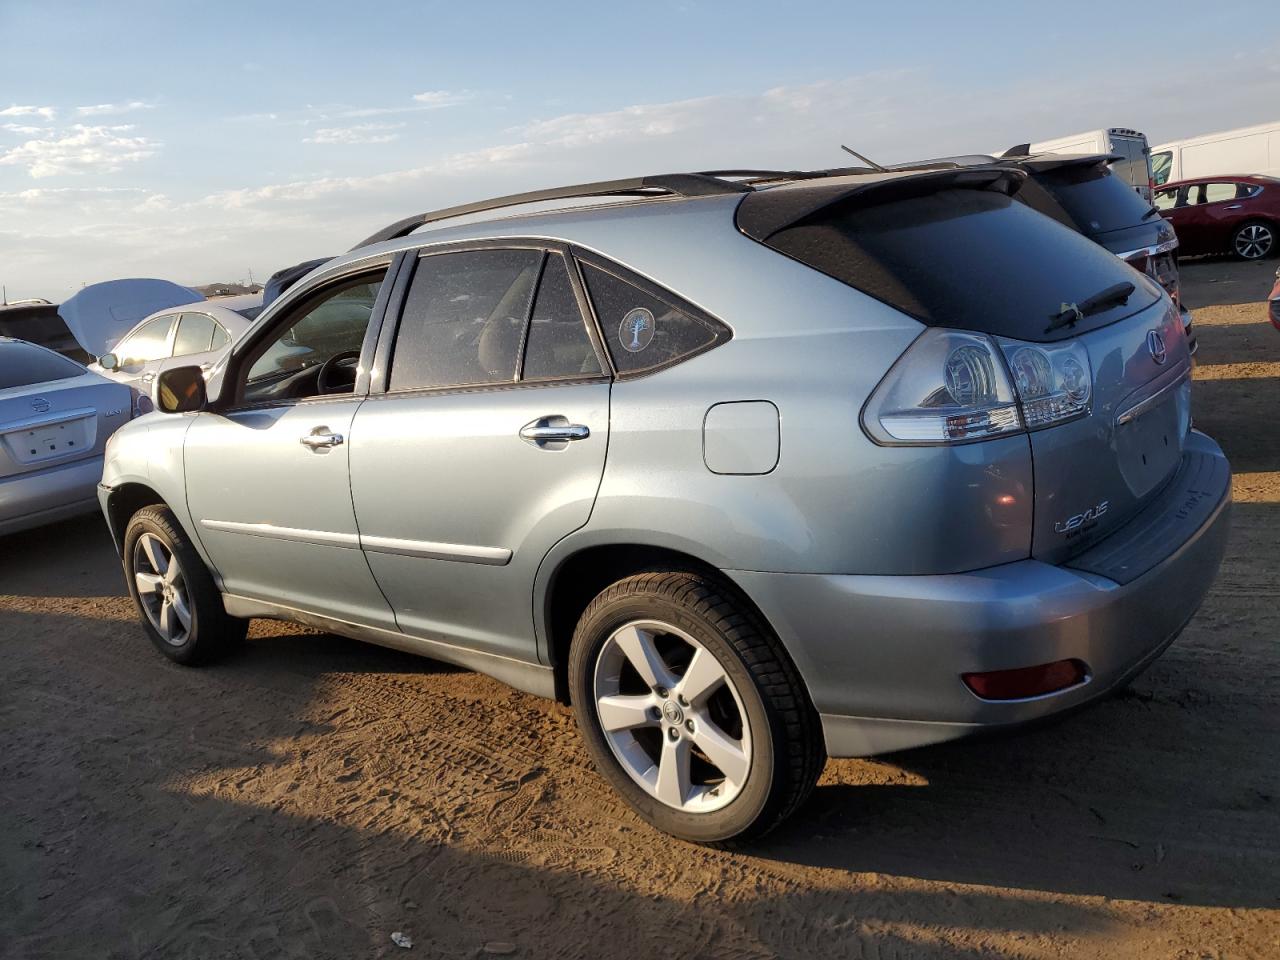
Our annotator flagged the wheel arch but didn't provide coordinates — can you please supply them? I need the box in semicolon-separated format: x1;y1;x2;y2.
104;481;169;550
537;538;792;706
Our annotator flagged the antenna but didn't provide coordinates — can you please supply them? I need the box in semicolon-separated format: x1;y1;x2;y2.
840;144;889;172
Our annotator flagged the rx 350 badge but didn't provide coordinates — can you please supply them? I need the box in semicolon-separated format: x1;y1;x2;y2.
619;307;655;353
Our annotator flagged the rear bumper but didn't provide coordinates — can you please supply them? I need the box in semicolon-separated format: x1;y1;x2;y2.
728;431;1231;758
0;455;104;536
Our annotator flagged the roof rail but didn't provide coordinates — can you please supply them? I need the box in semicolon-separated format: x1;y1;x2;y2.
350;172;748;251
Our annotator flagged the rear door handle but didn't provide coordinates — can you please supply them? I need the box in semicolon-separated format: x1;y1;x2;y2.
520;417;590;446
300;428;344;450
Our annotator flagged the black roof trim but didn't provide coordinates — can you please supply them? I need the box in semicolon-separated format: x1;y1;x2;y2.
736;166;1028;242
351;173;748;251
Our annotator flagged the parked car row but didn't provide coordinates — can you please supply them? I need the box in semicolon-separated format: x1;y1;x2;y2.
92;159;1230;842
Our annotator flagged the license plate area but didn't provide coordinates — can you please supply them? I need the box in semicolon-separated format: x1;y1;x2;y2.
2;416;94;465
1115;385;1186;499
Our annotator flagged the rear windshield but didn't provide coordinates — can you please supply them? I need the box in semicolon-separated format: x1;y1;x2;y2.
1109;138;1150;190
758;187;1159;342
1028;164;1156;236
0;340;86;389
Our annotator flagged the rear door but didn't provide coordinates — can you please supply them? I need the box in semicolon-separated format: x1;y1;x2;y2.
349;245;610;661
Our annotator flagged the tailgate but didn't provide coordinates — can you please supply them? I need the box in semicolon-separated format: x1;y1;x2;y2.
1030;299;1191;563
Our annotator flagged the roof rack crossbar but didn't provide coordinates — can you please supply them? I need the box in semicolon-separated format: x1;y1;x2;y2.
351;173;747;251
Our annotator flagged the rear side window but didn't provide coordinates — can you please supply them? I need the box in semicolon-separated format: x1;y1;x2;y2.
0;341;84;388
172;313;217;356
579;262;726;374
522;254;602;380
390;249;541;391
1203;182;1238;204
758;188;1159;342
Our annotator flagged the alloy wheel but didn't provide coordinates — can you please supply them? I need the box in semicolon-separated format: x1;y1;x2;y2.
132;532;192;646
592;620;752;813
1235;223;1274;260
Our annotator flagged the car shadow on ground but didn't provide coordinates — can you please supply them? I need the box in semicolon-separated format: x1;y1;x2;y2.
1178;255;1277;309
0;513;122;599
3;604;1128;959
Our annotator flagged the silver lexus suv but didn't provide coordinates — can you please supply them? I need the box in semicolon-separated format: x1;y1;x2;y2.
100;166;1231;842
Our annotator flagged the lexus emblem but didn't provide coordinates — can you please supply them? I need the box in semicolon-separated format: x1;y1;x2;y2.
1146;330;1167;365
31;397;50;413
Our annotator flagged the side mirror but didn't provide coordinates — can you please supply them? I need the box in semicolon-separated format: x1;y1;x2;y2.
154;365;207;414
98;352;119;371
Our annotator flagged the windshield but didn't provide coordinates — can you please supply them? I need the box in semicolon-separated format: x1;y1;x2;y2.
1032;164;1156;236
1151;150;1173;186
0;340;86;389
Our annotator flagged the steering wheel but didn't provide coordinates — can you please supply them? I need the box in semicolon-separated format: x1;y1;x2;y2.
316;350;360;395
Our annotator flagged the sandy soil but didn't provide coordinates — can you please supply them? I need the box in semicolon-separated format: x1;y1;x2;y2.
2;266;1278;959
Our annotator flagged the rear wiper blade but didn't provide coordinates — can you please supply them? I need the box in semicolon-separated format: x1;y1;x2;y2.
1141;206;1163;220
1046;281;1136;333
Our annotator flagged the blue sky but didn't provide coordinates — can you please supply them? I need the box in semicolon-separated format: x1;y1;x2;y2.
2;0;1279;300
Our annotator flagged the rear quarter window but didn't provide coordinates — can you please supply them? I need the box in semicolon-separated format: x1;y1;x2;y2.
578;260;729;375
0;341;86;389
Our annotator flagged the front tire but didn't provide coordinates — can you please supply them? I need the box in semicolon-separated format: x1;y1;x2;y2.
123;505;246;665
568;570;824;843
1232;220;1275;260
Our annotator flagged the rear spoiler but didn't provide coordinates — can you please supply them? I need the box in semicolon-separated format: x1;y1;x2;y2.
736;166;1027;242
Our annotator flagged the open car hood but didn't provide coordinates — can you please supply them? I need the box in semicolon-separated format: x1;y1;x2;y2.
58;279;204;357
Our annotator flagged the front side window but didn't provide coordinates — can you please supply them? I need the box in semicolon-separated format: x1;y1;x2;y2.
1154;187;1180;210
1151;151;1172;186
579;261;725;374
242;272;384;404
389;249;541;391
172;313;218;357
1183;184;1206;206
115;316;174;365
522;254;601;380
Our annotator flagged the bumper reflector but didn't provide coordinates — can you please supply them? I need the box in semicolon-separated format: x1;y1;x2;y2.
962;658;1088;701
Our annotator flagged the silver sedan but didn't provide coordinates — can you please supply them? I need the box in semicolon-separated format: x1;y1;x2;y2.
1;338;131;536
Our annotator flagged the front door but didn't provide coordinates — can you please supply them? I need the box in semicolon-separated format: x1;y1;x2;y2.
184;267;396;628
349;247;611;660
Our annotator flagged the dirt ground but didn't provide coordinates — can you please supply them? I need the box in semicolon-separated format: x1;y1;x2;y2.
2;259;1278;960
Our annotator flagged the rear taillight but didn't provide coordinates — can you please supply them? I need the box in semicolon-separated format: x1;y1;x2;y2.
863;328;1092;445
963;659;1088;700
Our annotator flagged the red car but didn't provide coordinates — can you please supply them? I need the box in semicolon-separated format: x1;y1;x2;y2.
1155;174;1280;260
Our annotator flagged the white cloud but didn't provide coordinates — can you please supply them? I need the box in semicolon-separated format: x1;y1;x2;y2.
2;123;44;135
304;122;406;146
0;104;56;121
0;124;161;178
76;101;155;117
412;90;473;109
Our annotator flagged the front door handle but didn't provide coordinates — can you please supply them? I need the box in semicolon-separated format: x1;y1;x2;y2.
1225;204;1243;210
520;417;590;446
300;427;344;450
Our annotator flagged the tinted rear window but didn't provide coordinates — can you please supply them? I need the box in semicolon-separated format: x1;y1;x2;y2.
1029;165;1155;236
759;188;1159;342
0;341;85;389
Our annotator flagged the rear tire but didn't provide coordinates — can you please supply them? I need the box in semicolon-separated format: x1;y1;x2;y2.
123;505;246;665
1232;220;1276;260
568;569;824;843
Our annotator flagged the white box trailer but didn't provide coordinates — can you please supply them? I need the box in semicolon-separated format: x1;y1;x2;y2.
1023;127;1154;200
1152;120;1280;185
